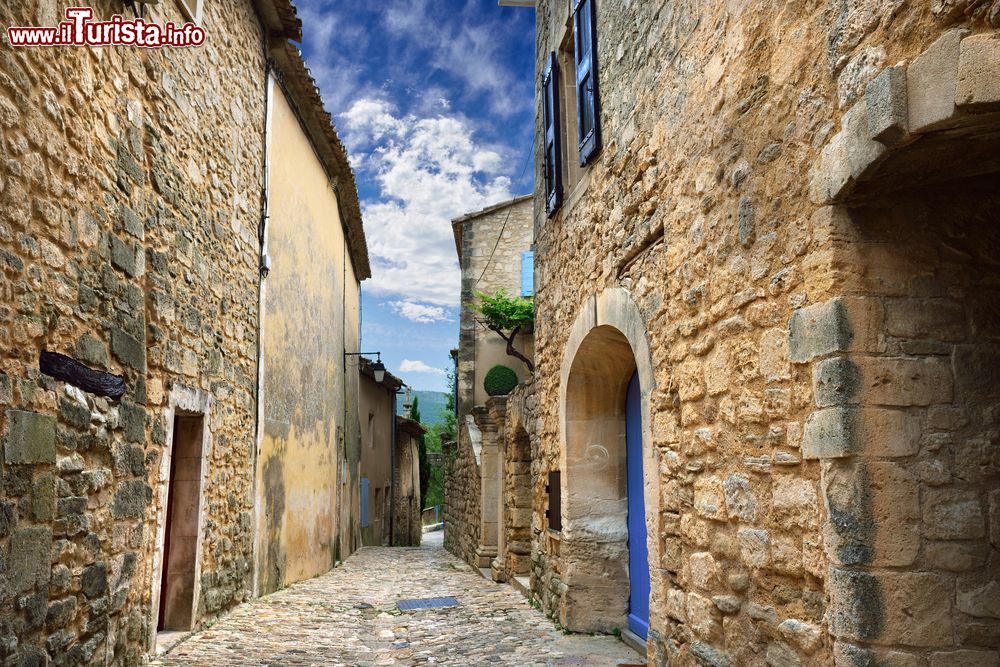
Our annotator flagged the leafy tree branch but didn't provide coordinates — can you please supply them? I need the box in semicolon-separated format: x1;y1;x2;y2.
469;290;535;374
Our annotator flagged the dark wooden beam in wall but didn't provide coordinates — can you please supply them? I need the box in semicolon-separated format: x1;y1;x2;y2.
40;350;126;401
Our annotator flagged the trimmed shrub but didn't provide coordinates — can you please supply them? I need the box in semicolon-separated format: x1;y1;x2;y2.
484;364;518;397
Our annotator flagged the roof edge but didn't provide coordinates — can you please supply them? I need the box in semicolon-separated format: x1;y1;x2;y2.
396;415;427;436
450;194;534;226
253;0;302;42
451;193;533;261
268;40;371;280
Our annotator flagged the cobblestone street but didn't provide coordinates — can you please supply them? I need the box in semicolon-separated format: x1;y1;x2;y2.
153;532;642;667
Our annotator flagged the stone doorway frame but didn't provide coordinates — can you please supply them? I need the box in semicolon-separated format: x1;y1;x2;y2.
557;288;661;639
149;384;214;652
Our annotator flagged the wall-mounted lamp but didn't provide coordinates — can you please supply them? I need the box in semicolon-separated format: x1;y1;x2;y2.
346;351;385;383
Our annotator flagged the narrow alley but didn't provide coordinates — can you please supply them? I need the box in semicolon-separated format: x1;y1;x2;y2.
151;532;642;667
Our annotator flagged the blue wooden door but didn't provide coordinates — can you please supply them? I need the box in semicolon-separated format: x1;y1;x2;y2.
626;371;650;639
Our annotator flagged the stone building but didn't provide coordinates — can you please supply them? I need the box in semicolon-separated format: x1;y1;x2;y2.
446;195;535;571
0;0;370;662
393;413;425;548
359;358;400;547
452;195;535;415
477;1;999;665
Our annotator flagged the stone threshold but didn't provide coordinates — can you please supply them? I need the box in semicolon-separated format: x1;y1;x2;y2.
509;575;531;600
473;565;646;662
155;630;193;655
620;628;647;659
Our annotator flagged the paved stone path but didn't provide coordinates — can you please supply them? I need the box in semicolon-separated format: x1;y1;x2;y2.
153;531;642;667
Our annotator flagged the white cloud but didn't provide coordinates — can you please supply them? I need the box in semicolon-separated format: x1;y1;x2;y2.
382;0;532;117
399;359;447;376
341;98;516;307
390;301;453;323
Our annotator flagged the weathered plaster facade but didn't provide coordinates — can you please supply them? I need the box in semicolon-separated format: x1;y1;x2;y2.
520;1;1000;665
252;45;369;595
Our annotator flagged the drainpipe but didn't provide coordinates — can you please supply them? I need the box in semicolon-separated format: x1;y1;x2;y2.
339;194;347;563
250;57;274;600
389;386;396;546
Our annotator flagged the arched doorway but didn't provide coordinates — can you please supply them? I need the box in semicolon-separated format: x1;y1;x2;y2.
558;288;659;639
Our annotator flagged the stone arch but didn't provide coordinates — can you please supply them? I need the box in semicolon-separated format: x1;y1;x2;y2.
557;288;660;636
803;29;1000;663
810;29;1000;207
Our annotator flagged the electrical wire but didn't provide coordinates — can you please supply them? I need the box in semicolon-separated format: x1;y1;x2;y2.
474;131;536;287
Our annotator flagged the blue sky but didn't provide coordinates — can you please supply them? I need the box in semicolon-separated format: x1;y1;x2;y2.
296;0;536;392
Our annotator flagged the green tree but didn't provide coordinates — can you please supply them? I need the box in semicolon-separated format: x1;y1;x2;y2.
470;289;535;373
419;358;455;510
422;424;446;508
443;363;457;442
410;395;430;509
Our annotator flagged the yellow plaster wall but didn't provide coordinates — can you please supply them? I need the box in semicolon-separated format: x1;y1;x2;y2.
254;82;358;594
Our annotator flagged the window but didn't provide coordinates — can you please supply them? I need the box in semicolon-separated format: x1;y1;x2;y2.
521;251;534;297
546;470;562;532
367;412;376;448
178;0;204;23
544;2;601;219
542;52;563;218
574;0;601;165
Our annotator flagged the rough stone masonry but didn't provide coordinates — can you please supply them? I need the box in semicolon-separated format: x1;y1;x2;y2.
0;0;276;663
503;1;1000;666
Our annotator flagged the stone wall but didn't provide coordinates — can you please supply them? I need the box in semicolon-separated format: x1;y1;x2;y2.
443;409;484;567
795;179;1000;666
498;379;538;583
393;418;423;548
0;0;266;662
529;0;999;665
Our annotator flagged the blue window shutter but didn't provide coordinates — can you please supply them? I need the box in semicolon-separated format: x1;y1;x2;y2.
360;477;369;528
574;0;602;165
542;52;563;217
521;250;534;297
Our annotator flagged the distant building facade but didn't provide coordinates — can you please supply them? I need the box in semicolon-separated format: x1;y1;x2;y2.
445;195;535;573
359;359;401;547
453;195;535;414
393;412;425;548
359;363;423;548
